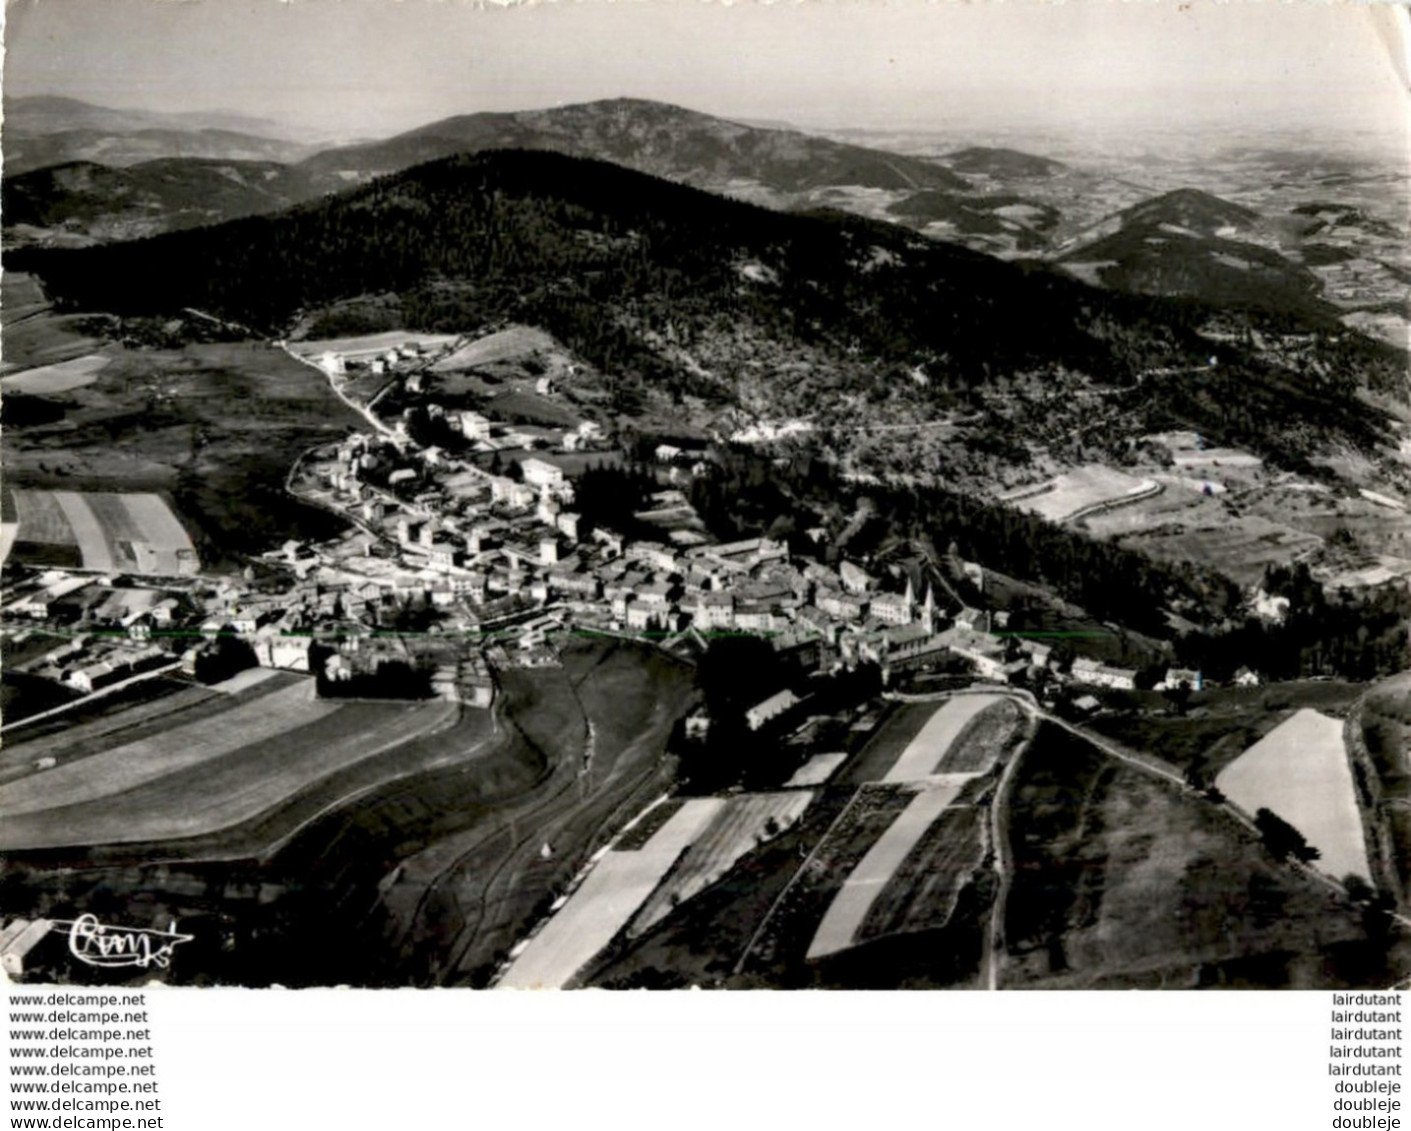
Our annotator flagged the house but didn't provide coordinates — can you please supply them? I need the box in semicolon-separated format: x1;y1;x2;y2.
1157;668;1203;692
521;458;565;490
254;634;313;672
654;444;683;463
745;688;803;731
1234;666;1261;687
625;601;666;633
816;588;866;622
693;592;735;630
556;511;582;543
948;637;1009;681
734;604;778;633
460;411;493;441
636;580;674;608
1070;657;1137;691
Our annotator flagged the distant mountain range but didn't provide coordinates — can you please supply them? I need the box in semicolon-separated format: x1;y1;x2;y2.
3;95;316;175
3;159;326;242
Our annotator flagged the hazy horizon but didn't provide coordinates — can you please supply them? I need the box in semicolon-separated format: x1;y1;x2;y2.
4;0;1408;159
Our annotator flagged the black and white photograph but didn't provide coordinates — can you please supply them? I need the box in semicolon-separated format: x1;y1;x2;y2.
0;0;1408;996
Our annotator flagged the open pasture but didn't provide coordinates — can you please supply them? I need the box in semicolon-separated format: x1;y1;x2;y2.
632;791;815;935
289;331;458;358
1004;464;1158;523
882;694;1005;782
1;354;110;394
1002;721;1371;989
430;325;567;373
498;797;726;989
807;779;969;959
1215;708;1369;881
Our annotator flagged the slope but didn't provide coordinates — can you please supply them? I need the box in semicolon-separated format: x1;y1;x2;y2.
4;159;327;243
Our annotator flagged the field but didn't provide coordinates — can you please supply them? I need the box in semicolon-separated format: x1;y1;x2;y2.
430;325;572;375
1;354;110;394
1215;708;1370;881
1086;680;1363;779
741;783;918;972
856;802;987;944
498;797;726;988
2;341;364;567
785;752;849;787
0;273;106;372
2;694;459;850
0;678;337;820
1358;675;1411;899
632;791;815;935
288;331;458;358
5;489;200;574
1001;721;1375;988
358;639;699;987
807;779;969;959
882;695;1005;782
1004;464;1158;523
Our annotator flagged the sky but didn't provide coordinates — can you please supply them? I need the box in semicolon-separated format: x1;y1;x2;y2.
3;0;1408;151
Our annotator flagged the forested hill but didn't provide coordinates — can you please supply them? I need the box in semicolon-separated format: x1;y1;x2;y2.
10;149;1398;463
14;148;1133;365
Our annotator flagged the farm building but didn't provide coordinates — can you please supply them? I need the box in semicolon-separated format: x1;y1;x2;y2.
745;688;803;731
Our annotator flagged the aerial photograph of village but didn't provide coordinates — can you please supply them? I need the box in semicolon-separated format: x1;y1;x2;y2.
0;0;1408;991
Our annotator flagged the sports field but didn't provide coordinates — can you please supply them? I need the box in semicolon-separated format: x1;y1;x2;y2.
1215;708;1370;881
498;797;726;989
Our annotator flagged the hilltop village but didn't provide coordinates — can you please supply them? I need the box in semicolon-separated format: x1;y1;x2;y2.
1;332;1240;728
